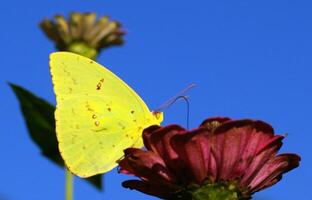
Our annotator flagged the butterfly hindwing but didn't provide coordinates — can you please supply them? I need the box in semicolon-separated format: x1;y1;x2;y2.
56;96;143;177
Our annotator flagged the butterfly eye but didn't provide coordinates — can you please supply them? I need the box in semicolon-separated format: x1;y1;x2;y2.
153;112;164;122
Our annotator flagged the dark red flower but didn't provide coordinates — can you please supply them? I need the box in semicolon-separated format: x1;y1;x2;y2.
118;117;300;200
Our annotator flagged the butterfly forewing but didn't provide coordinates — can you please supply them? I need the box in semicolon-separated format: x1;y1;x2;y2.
50;52;159;177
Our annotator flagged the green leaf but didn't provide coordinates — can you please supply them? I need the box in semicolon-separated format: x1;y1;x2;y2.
9;83;102;190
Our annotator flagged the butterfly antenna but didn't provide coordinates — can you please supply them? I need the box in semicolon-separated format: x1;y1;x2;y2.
158;95;191;129
176;96;190;129
155;83;196;112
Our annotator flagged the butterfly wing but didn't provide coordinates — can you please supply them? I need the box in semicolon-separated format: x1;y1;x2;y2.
50;52;162;177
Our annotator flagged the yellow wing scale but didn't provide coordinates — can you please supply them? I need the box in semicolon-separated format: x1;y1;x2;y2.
50;52;163;177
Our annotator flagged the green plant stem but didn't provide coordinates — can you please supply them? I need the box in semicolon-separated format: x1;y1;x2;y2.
66;42;98;60
65;168;73;200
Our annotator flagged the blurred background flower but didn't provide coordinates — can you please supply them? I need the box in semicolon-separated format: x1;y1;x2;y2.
119;117;300;200
40;12;125;59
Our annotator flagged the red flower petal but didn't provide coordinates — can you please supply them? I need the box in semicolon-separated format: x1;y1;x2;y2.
248;153;300;193
171;128;213;184
212;120;280;181
142;125;162;151
240;137;283;187
142;125;186;175
118;148;176;185
212;120;256;180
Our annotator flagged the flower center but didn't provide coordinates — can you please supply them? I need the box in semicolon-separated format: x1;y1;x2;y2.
192;182;238;200
203;120;222;131
173;181;250;200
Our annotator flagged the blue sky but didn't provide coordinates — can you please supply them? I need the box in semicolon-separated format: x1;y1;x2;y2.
1;0;311;199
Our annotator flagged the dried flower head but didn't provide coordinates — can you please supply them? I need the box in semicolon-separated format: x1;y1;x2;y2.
119;117;300;200
40;12;125;59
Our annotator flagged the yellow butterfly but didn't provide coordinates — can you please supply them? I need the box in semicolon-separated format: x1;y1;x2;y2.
50;52;163;178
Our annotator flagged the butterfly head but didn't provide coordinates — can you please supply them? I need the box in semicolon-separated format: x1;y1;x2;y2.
152;111;164;125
